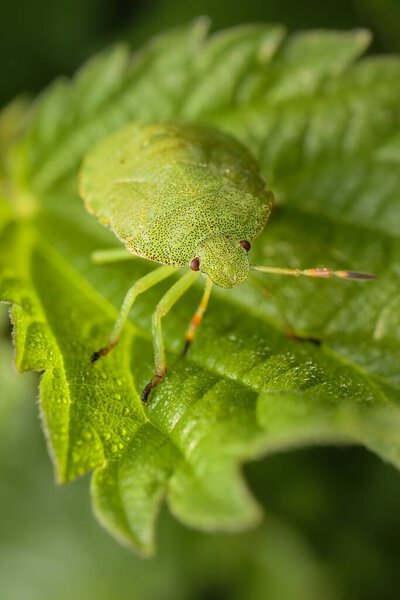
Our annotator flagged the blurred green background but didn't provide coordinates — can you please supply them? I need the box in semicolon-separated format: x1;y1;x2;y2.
1;1;400;598
1;0;400;107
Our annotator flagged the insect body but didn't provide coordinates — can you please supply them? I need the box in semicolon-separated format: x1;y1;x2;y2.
79;121;374;402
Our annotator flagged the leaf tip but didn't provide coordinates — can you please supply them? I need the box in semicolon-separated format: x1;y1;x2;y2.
354;28;373;53
192;14;212;36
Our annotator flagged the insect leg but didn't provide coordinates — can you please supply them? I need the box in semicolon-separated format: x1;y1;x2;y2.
251;265;376;280
248;276;321;345
91;248;136;264
91;265;176;362
182;276;213;355
142;270;198;403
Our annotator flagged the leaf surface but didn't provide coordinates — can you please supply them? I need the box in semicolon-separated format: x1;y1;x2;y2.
1;21;400;554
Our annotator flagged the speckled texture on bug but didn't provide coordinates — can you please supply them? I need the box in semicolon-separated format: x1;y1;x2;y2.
79;121;273;267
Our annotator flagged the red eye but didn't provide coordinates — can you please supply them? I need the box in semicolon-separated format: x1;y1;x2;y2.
240;240;251;252
190;257;200;271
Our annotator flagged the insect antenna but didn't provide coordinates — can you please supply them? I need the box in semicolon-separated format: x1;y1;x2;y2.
250;265;376;280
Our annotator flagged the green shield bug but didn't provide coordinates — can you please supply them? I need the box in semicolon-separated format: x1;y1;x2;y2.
79;121;375;402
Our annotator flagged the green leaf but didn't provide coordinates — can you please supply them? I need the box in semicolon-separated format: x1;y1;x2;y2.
1;21;400;555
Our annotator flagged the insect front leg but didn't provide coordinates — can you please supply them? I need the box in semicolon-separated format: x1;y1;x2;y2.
91;265;176;362
249;264;375;343
91;248;136;265
142;270;198;403
248;276;321;345
183;276;213;355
